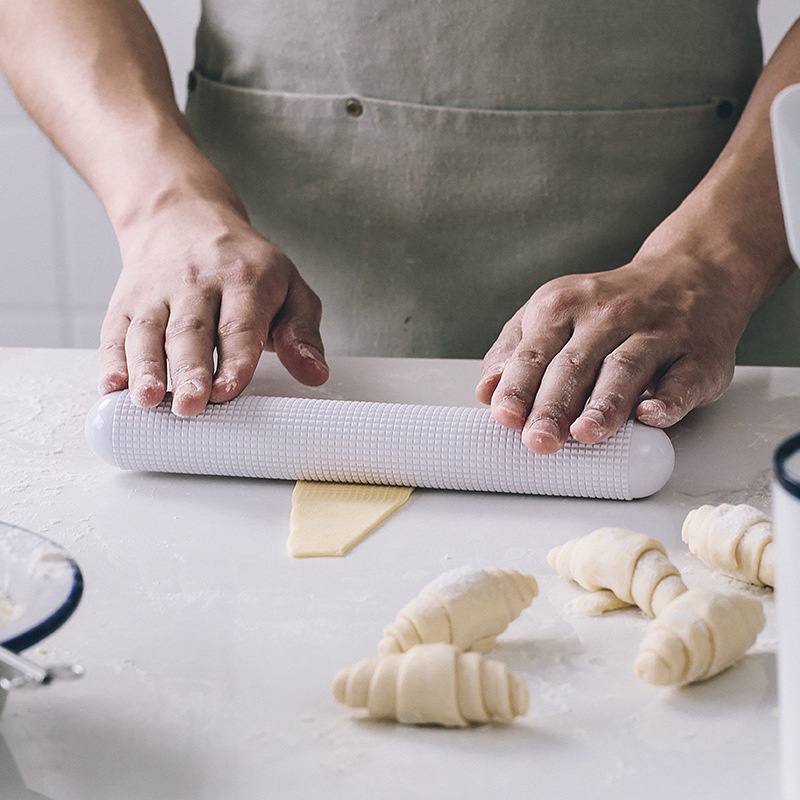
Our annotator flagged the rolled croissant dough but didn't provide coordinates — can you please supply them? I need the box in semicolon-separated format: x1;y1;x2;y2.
287;481;414;557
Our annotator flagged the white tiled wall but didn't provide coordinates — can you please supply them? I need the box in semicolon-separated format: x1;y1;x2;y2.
0;0;200;348
0;1;797;349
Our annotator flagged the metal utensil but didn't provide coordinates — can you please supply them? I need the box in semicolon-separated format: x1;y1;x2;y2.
0;645;83;691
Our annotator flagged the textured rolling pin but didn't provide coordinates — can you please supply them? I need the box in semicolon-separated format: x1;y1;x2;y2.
85;392;675;500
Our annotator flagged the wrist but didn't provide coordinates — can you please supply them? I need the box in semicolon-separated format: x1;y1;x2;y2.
96;112;247;236
635;162;796;314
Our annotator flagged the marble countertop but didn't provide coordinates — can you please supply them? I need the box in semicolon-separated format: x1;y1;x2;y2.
0;347;796;800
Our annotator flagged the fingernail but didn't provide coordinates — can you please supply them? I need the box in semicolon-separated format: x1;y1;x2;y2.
98;374;126;395
637;398;670;426
172;379;204;416
212;373;238;398
525;417;561;447
298;342;323;361
182;378;203;394
573;409;606;439
130;375;165;407
479;365;504;385
498;396;528;422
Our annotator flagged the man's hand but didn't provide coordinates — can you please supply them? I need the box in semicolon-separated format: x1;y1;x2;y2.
0;1;329;417
99;199;328;417
476;255;749;455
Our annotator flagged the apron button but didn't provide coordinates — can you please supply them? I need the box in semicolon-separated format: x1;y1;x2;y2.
715;100;734;120
345;97;364;117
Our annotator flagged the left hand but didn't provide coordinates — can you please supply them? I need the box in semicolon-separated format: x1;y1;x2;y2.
475;253;752;455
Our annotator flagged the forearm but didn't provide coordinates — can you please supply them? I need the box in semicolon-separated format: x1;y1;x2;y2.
639;17;800;309
0;0;239;231
1;0;328;413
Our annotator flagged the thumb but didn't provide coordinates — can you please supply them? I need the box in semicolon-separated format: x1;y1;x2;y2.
270;276;330;387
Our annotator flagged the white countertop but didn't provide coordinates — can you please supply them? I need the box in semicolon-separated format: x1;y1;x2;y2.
0;348;796;800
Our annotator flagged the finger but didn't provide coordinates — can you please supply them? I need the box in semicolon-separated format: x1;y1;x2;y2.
123;306;170;408
210;289;270;404
98;311;131;395
488;320;573;433
164;296;219;417
475;312;523;405
636;355;732;428
269;275;329;387
520;339;607;454
570;337;666;444
489;344;555;431
521;314;637;453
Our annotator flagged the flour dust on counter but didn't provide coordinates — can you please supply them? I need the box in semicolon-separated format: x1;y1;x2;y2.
0;349;99;539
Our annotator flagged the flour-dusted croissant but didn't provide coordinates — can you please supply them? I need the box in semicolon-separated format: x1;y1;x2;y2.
333;642;530;727
681;503;775;588
548;527;687;617
378;566;538;656
634;589;765;686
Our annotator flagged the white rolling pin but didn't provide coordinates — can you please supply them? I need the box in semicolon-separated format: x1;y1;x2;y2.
85;391;674;500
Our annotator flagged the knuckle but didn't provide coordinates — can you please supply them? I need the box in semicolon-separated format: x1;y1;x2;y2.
178;262;205;289
128;355;163;375
98;338;124;355
669;359;732;409
481;349;507;374
166;314;211;339
499;383;534;405
169;361;211;384
169;369;212;396
591;294;636;325
217;316;261;340
291;275;324;313
602;348;647;377
128;315;164;333
533;284;578;318
533;401;571;422
509;346;550;372
586;391;627;416
551;347;593;373
222;257;266;289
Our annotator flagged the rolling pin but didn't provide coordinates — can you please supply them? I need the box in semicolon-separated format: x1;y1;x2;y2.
85;391;674;500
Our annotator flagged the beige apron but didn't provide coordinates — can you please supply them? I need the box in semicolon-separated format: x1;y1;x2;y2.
185;1;798;365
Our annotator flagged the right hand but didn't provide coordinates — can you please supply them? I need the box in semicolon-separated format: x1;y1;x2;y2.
98;195;329;417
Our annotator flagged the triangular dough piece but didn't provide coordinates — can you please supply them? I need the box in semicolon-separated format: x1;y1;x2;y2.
287;481;414;558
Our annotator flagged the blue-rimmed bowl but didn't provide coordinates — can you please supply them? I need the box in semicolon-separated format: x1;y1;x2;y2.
0;522;83;713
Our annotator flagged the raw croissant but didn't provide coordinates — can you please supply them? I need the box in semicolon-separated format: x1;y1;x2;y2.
681;503;775;588
378;566;538;656
548;527;687;617
332;642;530;727
634;589;765;686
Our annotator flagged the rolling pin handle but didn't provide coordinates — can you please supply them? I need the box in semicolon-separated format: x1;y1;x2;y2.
84;391;125;467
